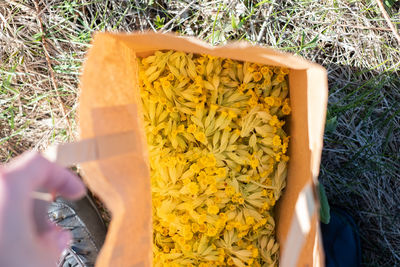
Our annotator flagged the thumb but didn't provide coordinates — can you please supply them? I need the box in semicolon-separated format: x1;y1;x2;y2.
40;223;72;254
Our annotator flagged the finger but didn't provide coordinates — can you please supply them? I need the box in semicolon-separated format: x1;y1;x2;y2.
40;223;72;254
3;151;86;200
33;199;52;235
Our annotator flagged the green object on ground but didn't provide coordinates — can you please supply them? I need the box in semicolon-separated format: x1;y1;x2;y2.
319;183;330;224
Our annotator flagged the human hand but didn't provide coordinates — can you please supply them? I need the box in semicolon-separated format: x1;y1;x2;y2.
0;151;86;267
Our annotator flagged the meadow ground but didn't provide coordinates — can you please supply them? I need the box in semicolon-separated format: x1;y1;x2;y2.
1;0;399;265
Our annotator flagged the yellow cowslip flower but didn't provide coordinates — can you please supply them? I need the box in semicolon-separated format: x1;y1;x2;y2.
184;231;193;241
167;73;175;81
272;74;285;85
264;96;274;106
189;163;200;173
161;79;171;89
272;135;282;147
206;227;218;237
225;186;235;196
237;83;246;93
166;213;176;223
176;124;185;133
283;98;290;106
269;115;280;126
252;248;259;258
185;182;199;195
231;195;239;203
186;124;197;134
198;223;207;233
280;67;290;75
228;204;236;211
282;155;290;162
215;167;226;177
281;142;288;154
249;156;259;169
261;66;271;75
253;72;263;82
205;176;216;185
182;178;190;185
194;131;206;143
191;223;199;233
162;245;170;253
207;204;219;215
139;51;291;267
247;64;256;73
245;216;255;225
273;97;282;107
218;255;225;263
198;213;207;223
183;243;192;252
219;212;228;221
180;213;190;223
282;104;291;115
206;154;217;167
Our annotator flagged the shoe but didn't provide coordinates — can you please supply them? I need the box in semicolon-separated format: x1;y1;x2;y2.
48;195;107;267
321;207;362;267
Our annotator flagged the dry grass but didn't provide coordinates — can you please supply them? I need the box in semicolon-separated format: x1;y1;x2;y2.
1;0;399;265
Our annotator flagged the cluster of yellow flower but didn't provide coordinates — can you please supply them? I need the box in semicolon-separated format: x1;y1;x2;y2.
138;50;291;267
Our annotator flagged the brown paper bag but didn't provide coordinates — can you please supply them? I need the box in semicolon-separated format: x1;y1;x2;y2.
77;32;328;267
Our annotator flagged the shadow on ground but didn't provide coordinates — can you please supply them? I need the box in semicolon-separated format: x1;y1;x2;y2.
320;64;400;266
